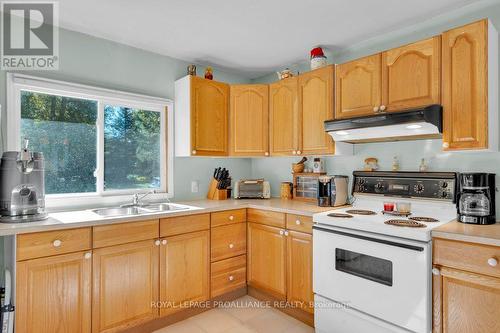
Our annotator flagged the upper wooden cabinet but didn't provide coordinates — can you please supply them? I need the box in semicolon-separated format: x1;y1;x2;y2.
298;65;335;155
269;77;299;156
160;230;210;316
92;240;159;333
175;76;229;156
336;54;382;119
16;251;92;333
382;36;441;111
230;84;269;156
442;19;498;151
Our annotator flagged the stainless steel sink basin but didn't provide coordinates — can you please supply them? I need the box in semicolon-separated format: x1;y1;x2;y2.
91;203;190;217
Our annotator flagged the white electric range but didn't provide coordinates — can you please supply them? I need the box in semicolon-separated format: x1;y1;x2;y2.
313;171;457;333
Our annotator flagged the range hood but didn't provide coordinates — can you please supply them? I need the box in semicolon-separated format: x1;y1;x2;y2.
325;104;442;143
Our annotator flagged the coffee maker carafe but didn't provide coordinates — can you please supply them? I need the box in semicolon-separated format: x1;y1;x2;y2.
457;173;496;225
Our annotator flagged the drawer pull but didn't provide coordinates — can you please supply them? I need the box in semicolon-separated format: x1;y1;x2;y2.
84;252;92;260
228;275;234;281
155;240;161;246
295;220;301;225
229;215;234;221
228;243;234;249
279;230;284;235
162;240;168;245
488;258;498;267
53;239;62;247
284;231;289;236
432;268;440;276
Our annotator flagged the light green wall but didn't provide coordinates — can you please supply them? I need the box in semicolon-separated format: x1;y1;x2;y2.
251;0;500;216
0;28;254;201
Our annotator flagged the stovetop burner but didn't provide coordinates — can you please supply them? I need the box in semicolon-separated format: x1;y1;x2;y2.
384;219;426;228
327;213;353;218
345;209;377;215
409;217;439;223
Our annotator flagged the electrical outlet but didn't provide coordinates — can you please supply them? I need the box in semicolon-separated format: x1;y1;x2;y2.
191;180;199;193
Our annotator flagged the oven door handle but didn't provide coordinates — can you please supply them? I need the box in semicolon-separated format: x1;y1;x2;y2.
313;226;424;252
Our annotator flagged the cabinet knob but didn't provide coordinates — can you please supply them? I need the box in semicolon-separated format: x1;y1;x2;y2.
284;231;289;236
432;268;440;276
279;230;284;235
265;152;269;156
297;150;302;155
442;142;449;149
379;105;387;112
192;150;197;155
53;239;62;247
292;151;297;155
228;243;234;249
295;220;301;225
229;215;234;221
155;240;161;246
373;106;380;112
162;239;168;245
228;275;234;281
488;257;498;267
84;252;92;260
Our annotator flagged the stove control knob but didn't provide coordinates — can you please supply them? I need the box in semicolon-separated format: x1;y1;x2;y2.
375;183;384;191
414;184;425;193
358;178;366;185
441;182;448;188
441;192;448;198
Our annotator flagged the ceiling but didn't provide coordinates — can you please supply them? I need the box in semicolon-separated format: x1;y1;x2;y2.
58;0;484;79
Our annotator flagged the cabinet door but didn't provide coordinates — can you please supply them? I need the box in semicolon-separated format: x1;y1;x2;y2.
442;20;488;150
269;77;299;156
191;76;229;156
435;266;500;333
382;36;441;111
335;54;382;119
247;222;286;299
287;231;313;314
298;65;335;155
230;84;269;157
16;251;92;333
92;240;159;333
160;230;210;316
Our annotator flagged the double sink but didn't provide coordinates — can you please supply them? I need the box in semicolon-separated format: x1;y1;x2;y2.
91;203;190;217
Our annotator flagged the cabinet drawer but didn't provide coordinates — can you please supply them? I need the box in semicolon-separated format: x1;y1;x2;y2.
160;213;210;237
93;219;159;248
247;209;285;228
211;255;246;297
434;238;500;279
211;223;246;262
17;227;92;261
286;214;313;234
211;209;246;227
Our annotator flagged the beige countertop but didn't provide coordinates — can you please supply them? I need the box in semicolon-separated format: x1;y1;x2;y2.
432;220;500;247
0;198;339;236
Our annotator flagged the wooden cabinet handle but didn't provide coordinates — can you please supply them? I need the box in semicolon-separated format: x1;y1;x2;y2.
442;142;449;149
192;150;197;155
432;268;440;276
488;258;498;267
162;239;168;245
84;252;92;259
265;152;269;156
297;150;302;155
279;230;284;235
295;220;301;225
292;151;297;155
379;105;387;112
53;239;62;247
228;243;234;249
229;215;234;221
284;231;289;236
228;275;234;281
155;240;161;246
373;106;380;112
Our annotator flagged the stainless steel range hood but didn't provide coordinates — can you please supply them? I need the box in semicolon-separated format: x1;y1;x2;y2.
325;104;442;143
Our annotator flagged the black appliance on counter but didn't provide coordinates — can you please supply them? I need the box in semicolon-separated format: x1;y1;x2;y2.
317;175;349;207
457;173;496;225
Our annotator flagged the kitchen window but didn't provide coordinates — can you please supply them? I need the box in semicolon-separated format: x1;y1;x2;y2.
7;74;173;207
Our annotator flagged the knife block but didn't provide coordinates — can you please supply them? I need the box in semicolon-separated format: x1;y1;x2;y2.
207;179;228;200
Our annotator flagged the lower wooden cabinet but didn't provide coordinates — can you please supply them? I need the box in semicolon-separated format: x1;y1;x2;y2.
247;222;287;299
160;230;210;316
287;231;313;313
16;251;92;333
92;240;159;333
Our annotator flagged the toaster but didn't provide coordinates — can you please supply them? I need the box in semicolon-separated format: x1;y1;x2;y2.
234;179;271;199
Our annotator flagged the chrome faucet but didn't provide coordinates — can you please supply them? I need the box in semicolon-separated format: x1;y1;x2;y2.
122;190;156;207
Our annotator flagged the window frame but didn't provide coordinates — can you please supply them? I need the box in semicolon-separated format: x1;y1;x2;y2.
7;73;174;209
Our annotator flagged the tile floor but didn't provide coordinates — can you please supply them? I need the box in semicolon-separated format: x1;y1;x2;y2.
153;296;315;333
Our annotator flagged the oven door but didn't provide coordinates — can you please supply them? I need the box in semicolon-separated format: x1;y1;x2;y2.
313;225;431;333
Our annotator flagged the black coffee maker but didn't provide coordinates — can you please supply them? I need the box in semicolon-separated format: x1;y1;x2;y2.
457;173;496;225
